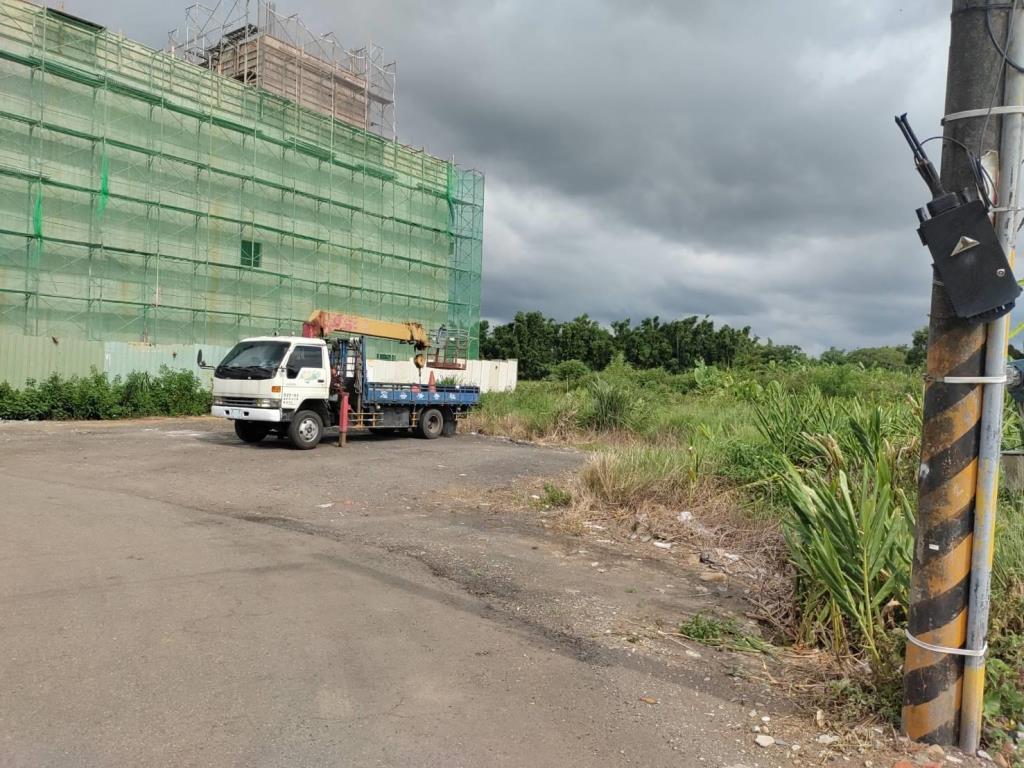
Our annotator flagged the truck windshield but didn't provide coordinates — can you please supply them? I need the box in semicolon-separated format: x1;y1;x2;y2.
215;341;290;380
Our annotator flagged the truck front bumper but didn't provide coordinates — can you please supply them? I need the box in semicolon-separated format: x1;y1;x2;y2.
211;406;283;422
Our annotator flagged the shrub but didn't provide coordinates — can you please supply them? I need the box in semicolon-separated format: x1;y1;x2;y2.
778;444;913;663
691;359;734;396
580;378;642;432
0;367;211;421
548;359;592;388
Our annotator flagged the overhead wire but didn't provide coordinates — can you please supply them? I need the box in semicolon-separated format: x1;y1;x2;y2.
987;0;1024;73
981;1;1024;230
980;0;1022;161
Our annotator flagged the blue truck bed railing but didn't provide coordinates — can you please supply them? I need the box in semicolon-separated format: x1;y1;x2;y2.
364;383;481;406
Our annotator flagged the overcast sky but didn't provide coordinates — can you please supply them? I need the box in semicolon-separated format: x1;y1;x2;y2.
62;0;952;352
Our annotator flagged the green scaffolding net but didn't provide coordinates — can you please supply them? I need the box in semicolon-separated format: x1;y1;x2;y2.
0;0;483;358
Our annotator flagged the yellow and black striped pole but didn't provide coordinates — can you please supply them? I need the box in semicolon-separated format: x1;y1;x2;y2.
903;287;984;743
902;0;1012;744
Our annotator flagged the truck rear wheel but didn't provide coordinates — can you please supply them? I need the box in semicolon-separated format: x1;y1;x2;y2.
234;420;270;443
288;410;323;450
417;407;444;440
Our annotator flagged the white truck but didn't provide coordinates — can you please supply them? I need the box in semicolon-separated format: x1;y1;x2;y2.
200;312;480;449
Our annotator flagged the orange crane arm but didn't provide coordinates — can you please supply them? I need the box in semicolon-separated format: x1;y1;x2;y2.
301;310;430;350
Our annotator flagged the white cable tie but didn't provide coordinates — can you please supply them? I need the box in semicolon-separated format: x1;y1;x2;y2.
943;105;1024;124
905;629;988;659
942;375;1007;384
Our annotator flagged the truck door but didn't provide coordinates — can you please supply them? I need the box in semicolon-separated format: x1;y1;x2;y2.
282;344;328;412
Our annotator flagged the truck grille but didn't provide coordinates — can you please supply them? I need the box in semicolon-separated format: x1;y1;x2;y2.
220;396;260;407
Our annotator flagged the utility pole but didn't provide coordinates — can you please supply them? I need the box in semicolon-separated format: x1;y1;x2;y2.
903;0;1010;746
960;1;1024;752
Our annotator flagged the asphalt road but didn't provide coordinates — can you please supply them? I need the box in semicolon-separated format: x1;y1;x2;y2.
0;418;784;767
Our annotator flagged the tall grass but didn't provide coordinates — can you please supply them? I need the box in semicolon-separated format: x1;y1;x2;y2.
580;447;696;509
474;359;1024;739
580;378;642;432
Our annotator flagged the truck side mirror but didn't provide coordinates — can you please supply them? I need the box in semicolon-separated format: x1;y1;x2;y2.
197;350;212;370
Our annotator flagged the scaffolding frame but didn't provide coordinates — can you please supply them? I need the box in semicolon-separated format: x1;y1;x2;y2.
171;0;396;140
0;0;482;357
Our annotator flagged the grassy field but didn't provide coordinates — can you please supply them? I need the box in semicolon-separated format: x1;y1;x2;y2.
467;357;1024;748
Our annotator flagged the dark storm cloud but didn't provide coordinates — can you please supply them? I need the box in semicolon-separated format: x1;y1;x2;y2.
61;0;952;350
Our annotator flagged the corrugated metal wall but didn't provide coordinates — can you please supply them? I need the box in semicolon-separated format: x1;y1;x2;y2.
0;333;225;387
1;331;517;392
0;334;103;385
102;342;233;383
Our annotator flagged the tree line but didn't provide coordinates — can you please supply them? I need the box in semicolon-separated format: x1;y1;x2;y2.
478;311;925;380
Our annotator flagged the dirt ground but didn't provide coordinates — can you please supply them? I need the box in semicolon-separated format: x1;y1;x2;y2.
0;418;982;767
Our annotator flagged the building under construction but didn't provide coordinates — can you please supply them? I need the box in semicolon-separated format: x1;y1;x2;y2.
0;0;483;384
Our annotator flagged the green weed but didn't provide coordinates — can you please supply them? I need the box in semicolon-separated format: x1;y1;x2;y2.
540;483;572;507
777;440;913;664
679;613;774;655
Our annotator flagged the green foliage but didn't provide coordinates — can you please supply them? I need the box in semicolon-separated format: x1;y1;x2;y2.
473;356;1024;741
471;382;582;440
820;347;848;365
984;650;1024;746
483;311;762;378
0;367;211;421
557;315;616;370
987;500;1024;746
548;359;592;388
481;311;935;381
844;346;910;371
482;311;560;379
906;326;928;368
821;632;905;727
540;483;572;507
691;359;734;395
679;613;774;654
579;378;642;432
776;421;914;664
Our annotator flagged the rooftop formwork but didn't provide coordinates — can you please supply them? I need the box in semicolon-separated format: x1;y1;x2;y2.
174;0;396;138
0;0;483;366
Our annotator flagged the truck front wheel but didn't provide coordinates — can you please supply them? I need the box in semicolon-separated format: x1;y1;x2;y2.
417;408;444;440
234;420;270;443
288;410;323;450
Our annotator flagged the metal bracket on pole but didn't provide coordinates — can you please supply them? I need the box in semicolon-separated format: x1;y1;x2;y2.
905;630;988;658
943;105;1024;123
940;375;1008;384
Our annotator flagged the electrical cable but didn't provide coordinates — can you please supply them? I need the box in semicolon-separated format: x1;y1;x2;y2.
978;0;1021;179
987;0;1024;73
922;135;995;207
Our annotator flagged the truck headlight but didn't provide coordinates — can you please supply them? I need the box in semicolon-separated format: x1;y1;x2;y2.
255;398;281;408
212;396;226;406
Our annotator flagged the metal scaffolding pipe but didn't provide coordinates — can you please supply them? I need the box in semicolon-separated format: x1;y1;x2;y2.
960;2;1024;752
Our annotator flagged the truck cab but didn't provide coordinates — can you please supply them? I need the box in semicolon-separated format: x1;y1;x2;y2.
210;336;331;448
